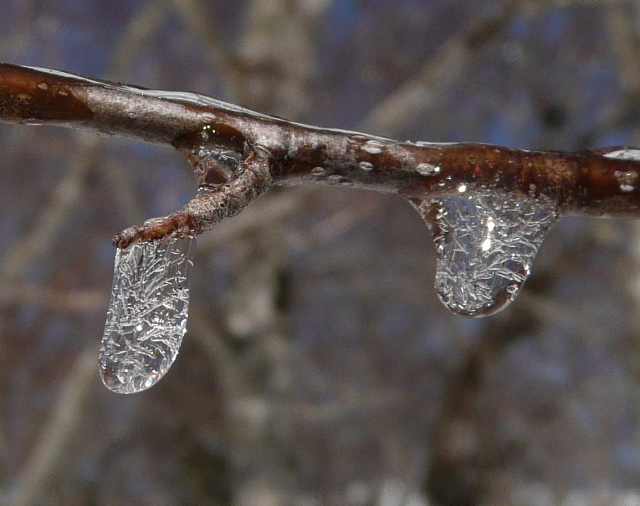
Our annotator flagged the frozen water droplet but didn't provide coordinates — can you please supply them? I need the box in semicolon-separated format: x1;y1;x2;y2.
200;113;217;123
99;236;196;393
361;140;384;155
605;150;640;193
614;170;637;193
417;163;440;176
197;145;242;170
413;190;558;317
192;125;243;178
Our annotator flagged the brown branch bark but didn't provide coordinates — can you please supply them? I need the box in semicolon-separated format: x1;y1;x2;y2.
1;63;640;248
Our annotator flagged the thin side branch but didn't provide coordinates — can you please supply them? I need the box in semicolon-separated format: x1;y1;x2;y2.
1;63;640;247
113;147;274;247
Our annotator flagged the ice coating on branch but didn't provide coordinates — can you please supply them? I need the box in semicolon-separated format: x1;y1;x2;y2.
603;149;640;193
414;189;558;317
99;236;196;393
603;148;640;161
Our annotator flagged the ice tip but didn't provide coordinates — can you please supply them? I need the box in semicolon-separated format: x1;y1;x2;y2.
99;360;161;394
435;279;523;318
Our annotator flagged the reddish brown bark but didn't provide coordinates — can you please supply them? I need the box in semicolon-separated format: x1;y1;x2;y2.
1;63;639;247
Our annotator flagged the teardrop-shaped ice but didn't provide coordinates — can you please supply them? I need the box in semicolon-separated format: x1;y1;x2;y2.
413;189;558;317
99;236;196;393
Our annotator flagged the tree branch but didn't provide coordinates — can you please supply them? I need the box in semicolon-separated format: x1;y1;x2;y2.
1;63;640;248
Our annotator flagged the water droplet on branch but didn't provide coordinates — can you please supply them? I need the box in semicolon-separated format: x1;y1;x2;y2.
99;236;196;393
361;140;384;155
195;126;243;176
416;163;440;176
413;190;558;317
175;124;245;185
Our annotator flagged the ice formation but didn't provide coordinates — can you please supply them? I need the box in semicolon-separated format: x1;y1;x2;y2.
414;189;558;317
99;236;196;393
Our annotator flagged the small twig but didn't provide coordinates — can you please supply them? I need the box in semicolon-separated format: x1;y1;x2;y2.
1;63;640;249
113;147;273;247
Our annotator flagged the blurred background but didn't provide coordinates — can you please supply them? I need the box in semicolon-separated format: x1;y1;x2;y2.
1;0;640;505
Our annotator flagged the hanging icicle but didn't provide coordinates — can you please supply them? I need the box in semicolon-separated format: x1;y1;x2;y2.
99;235;196;394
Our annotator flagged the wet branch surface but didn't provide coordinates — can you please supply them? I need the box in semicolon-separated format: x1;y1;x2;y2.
1;63;640;248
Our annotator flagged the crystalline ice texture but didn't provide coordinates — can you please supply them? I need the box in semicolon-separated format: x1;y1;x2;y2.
415;190;558;317
99;236;196;393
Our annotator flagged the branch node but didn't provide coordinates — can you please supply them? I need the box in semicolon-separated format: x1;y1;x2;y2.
113;148;274;248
